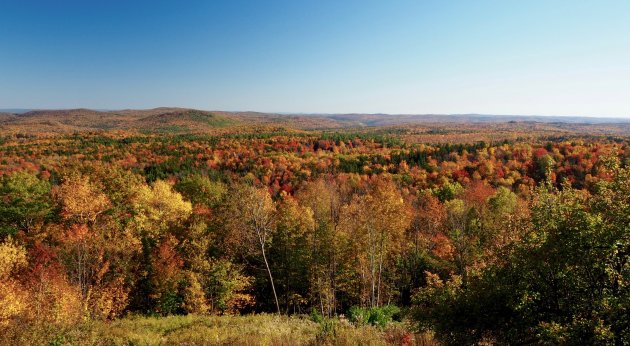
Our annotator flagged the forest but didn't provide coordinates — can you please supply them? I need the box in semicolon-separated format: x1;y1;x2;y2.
0;119;628;345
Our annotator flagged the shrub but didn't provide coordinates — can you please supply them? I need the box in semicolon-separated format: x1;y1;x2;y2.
310;307;324;323
348;305;401;328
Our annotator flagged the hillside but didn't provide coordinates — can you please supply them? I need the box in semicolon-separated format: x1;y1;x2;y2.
0;108;238;134
1;108;629;139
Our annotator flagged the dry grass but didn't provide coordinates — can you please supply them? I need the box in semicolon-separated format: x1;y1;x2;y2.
1;314;437;346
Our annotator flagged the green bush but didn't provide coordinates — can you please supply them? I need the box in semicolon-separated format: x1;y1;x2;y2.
348;306;370;326
309;307;324;323
348;305;401;328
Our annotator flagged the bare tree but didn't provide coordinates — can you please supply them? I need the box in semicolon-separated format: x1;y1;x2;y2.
227;185;280;314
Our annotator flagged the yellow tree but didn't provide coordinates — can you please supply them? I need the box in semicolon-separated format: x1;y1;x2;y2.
0;238;27;327
130;180;192;313
443;199;471;283
274;193;315;314
340;178;411;307
55;174;111;226
296;178;344;316
132;180;193;239
55;174;116;316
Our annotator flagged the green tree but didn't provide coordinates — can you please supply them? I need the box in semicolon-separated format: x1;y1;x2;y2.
175;174;227;208
206;259;253;314
414;157;630;345
0;171;52;237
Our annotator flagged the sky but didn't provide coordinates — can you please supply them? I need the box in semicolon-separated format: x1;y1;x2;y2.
1;0;629;117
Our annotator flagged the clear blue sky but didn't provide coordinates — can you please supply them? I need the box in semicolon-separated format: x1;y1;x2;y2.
1;0;629;117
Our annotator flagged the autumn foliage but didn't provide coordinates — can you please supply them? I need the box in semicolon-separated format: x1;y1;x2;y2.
0;128;628;344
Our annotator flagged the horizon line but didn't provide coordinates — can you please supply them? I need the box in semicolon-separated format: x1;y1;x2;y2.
2;107;630;120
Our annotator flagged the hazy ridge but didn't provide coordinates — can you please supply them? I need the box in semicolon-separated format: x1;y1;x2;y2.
1;107;629;135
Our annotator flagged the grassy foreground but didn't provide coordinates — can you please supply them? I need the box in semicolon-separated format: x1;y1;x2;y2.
3;314;436;346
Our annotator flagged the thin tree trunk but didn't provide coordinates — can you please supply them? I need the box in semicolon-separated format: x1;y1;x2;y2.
261;244;280;314
284;234;289;314
331;255;337;316
319;278;325;316
376;230;387;308
377;249;384;307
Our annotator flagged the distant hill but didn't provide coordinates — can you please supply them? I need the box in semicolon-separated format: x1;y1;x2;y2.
1;107;629;135
320;113;630;126
0;108;239;134
0;109;33;114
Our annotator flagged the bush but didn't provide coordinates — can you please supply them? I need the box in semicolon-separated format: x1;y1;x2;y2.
348;306;370;326
309;307;324;323
348;305;401;328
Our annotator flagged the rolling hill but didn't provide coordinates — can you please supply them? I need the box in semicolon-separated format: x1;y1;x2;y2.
1;107;629;136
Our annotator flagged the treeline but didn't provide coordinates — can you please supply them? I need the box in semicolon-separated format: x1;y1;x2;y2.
0;133;628;344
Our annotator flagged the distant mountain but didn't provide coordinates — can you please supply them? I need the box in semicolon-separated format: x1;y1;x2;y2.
315;113;630;125
0;109;33;114
1;107;629;135
0;108;238;134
